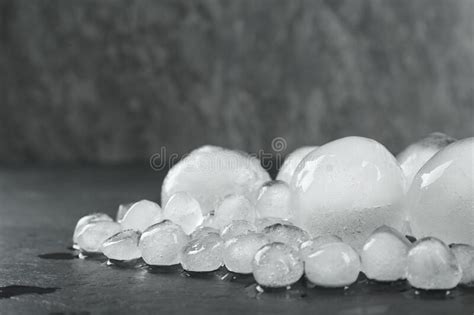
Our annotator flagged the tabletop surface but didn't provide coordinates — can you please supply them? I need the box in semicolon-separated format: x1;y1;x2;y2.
0;166;473;314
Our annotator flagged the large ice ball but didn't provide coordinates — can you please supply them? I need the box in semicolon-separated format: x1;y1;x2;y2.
277;146;318;184
291;137;406;249
406;138;473;245
161;145;270;215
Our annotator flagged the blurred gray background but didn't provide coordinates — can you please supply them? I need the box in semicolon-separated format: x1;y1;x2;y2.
0;0;473;164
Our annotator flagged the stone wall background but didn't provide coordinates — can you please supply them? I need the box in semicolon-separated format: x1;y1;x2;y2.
0;0;473;163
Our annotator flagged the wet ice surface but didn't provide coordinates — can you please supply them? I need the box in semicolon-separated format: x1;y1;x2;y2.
139;220;189;266
361;226;411;282
102;230;141;261
299;235;343;260
180;233;224;272
304;242;360;288
214;195;256;229
190;226;220;240
451;244;474;285
397;132;456;189
262;223;309;250
223;233;269;274
276;146;318;184
255;217;294;232
291;137;406;250
255;180;293;220
116;203;133;222
161;145;270;216
407;237;461;290
221;220;257;241
163;192;203;234
76;221;122;253
252;242;304;288
73;213;113;246
120;200;163;232
406;138;474;245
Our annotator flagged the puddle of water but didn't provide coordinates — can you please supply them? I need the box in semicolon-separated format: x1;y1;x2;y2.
0;285;59;299
38;253;77;260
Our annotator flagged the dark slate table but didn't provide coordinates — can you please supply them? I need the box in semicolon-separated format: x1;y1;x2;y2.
0;166;473;314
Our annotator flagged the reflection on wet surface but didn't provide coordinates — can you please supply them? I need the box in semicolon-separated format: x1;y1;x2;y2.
0;285;59;299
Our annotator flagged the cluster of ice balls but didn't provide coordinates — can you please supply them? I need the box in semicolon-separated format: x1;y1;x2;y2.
73;134;473;291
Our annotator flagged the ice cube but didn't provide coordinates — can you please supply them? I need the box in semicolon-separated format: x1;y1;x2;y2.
361;226;411;281
76;221;122;253
277;146;318;184
255;180;293;220
451;244;474;286
102;230;141;261
214;195;256;229
397;132;456;189
179;233;224;272
190;226;220;240
73;213;113;246
223;233;269;274
116;203;133;222
161;146;270;215
121;199;162;232
406;138;474;245
163;192;203;234
299;235;343;260
406;237;461;290
221;220;257;241
139;220;189;266
255;217;294;232
291;137;406;250
262;223;309;250
252;242;304;288
304;242;360;288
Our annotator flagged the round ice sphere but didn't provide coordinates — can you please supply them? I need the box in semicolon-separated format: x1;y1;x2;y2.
163;192;203;234
361;226;411;281
161;146;270;215
299;235;343;260
451;244;474;285
76;221;122;253
224;233;269;274
304;242;360;288
262;223;310;250
139;220;189;266
180;233;224;272
277;146;318;184
190;226;220;240
255;217;294;232
291;136;406;250
221;220;257;241
102;230;141;261
73;213;113;246
116;203;133;222
406;138;474;245
397;132;456;189
255;180;293;220
214;195;256;229
252;242;304;288
407;237;461;290
121;199;163;232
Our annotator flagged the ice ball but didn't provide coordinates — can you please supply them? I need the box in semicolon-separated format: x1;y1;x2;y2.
262;223;310;250
255;217;294;232
451;244;474;286
223;233;269;274
252;242;304;288
221;220;257;241
299;235;343;260
116;203;133;222
121;199;163;232
163;192;203;235
406;237;461;290
76;221;122;253
277;146;318;184
291;136;406;250
214;195;255;229
102;230;141;261
179;233;224;272
190;226;220;240
255;180;293;220
73;213;113;246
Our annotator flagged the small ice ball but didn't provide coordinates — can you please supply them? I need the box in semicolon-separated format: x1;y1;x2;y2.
139;220;189;266
361;226;411;281
262;223;309;250
304;242;360;288
406;138;474;245
255;180;293;220
252;242;304;288
223;233;269;274
451;244;474;286
121;199;163;232
277;146;318;184
102;230;141;261
73;213;113;246
221;220;257;241
406;237;461;290
291;137;406;250
180;233;224;272
255;217;294;232
397;132;456;189
299;235;343;260
76;221;122;253
214;195;256;229
116;203;133;222
161;146;270;215
190;226;220;240
163;192;204;234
